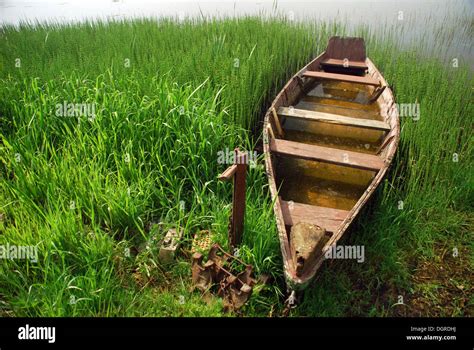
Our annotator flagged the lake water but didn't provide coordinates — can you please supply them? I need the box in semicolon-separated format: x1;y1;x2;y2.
1;0;473;64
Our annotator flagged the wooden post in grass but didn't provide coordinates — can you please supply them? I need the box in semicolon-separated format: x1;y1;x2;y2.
218;148;247;248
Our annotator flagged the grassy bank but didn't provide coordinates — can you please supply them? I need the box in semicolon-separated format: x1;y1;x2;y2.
0;17;472;316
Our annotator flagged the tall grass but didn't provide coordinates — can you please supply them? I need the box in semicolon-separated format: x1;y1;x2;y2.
1;18;342;129
0;16;472;316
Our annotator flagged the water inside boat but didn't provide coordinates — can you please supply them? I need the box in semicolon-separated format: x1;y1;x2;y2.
276;80;384;211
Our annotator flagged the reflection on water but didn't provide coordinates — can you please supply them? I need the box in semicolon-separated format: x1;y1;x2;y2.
283;129;381;154
307;82;371;104
276;157;372;211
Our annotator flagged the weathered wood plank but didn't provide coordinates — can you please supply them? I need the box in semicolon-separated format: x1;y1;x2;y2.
270;138;384;171
321;58;368;70
280;199;349;233
325;36;366;62
369;85;386;103
278;107;390;131
218;164;237;181
271;107;285;137
302;71;380;86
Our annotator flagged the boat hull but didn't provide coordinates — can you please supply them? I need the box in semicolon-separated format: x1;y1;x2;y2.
263;42;400;290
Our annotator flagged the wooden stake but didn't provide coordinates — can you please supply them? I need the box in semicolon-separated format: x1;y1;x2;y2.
218;148;247;248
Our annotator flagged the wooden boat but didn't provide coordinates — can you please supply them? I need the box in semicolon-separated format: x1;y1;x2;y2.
263;37;400;290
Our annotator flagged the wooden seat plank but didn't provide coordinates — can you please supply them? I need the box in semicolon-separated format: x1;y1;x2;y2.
321;58;368;70
280;199;349;233
302;71;380;86
278;107;390;131
270;139;384;171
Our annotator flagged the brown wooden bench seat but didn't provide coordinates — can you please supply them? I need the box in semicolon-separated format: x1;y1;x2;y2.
269;138;384;171
320;58;368;70
302;71;380;86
